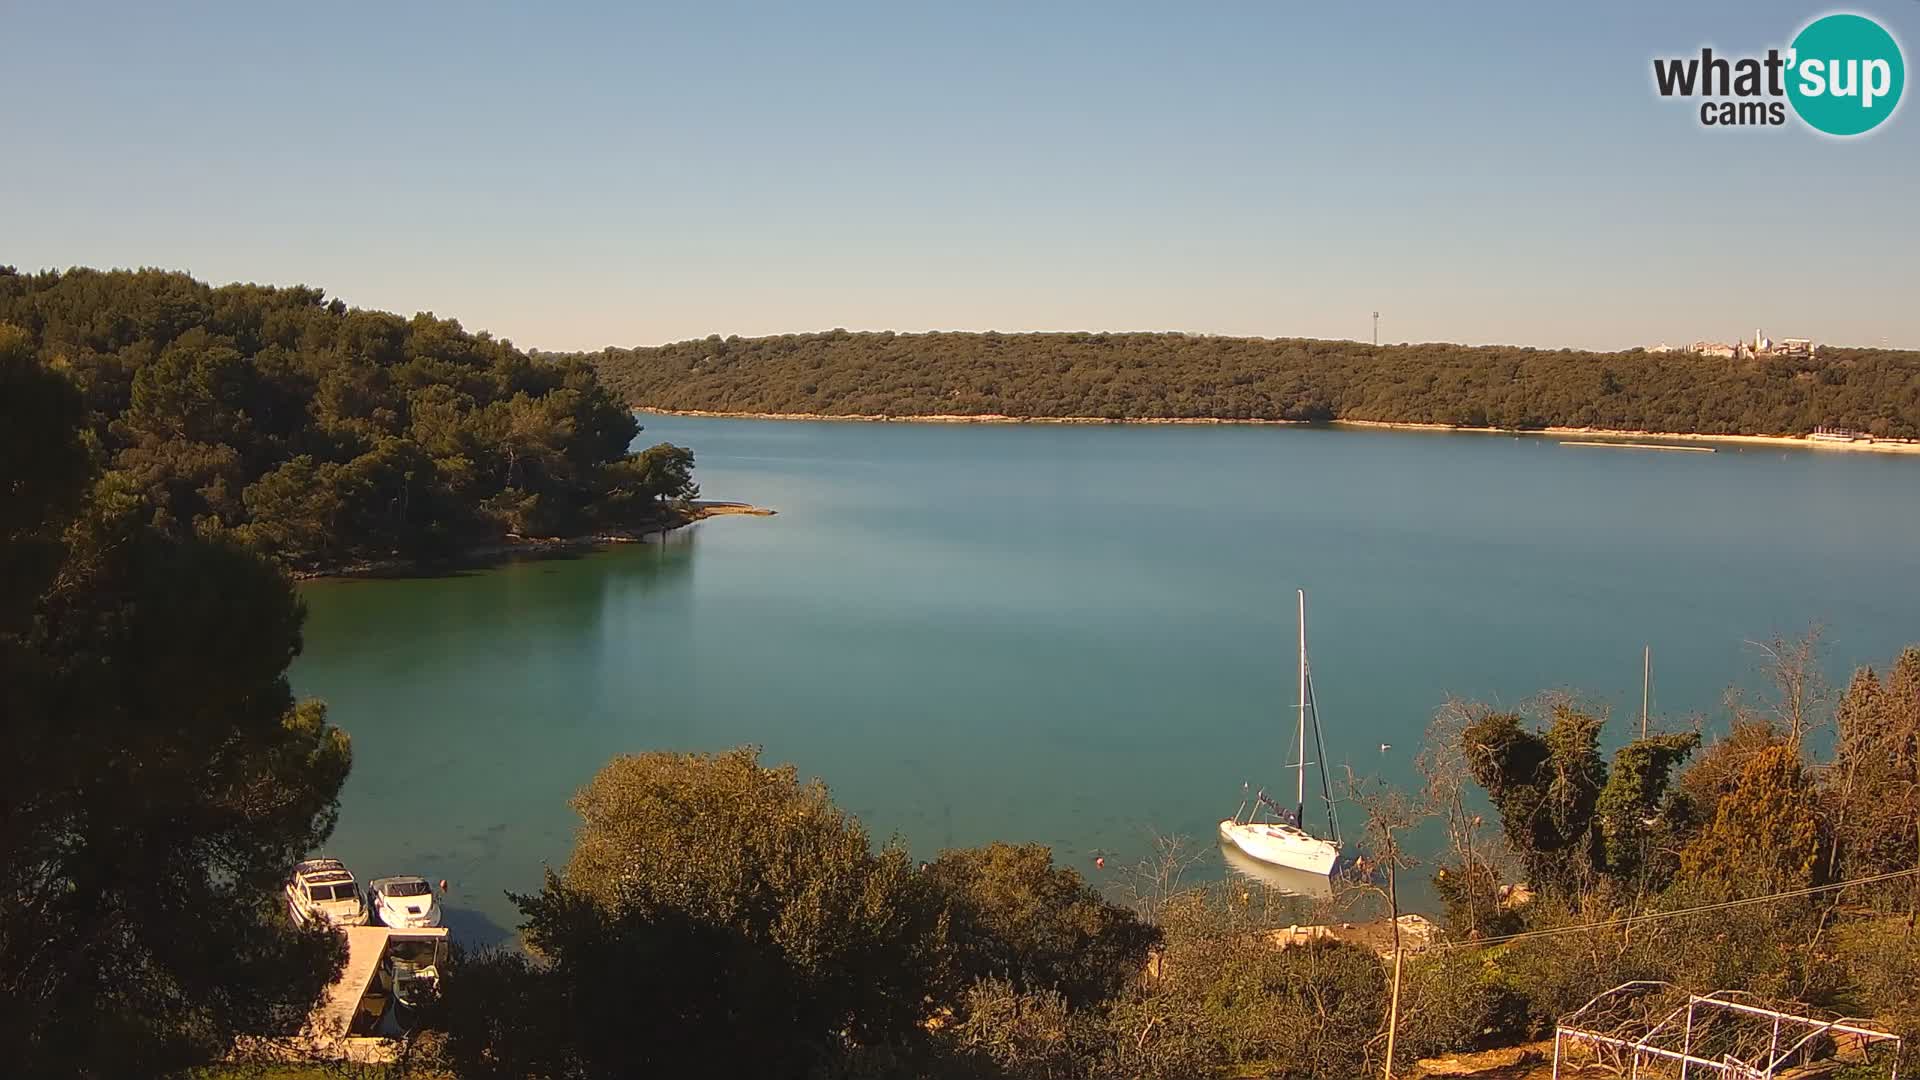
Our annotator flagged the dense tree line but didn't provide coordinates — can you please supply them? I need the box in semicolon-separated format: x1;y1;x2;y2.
1;327;353;1076
584;330;1920;438
0;267;695;571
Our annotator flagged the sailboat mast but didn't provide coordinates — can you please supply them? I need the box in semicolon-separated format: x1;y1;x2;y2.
1307;665;1342;844
1296;589;1307;822
1641;645;1651;738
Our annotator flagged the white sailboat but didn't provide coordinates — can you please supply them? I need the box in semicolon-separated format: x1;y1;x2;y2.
1219;837;1336;900
1219;589;1343;877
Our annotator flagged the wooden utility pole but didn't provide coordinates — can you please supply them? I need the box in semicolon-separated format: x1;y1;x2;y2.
1353;778;1424;1079
1382;839;1403;1079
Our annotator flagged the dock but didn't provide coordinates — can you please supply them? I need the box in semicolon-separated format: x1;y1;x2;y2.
1559;441;1715;453
236;925;449;1064
312;926;401;1042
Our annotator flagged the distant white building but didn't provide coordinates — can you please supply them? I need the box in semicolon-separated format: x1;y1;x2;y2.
1689;340;1737;358
1649;331;1817;359
1746;329;1818;357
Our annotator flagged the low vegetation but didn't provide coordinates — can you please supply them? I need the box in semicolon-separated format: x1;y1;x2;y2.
584;329;1920;438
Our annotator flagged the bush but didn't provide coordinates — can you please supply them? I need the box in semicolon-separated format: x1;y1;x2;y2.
923;842;1159;1011
1486;898;1648;1027
1125;888;1390;1079
946;977;1093;1080
1431;858;1523;940
429;748;940;1078
1835;918;1920;1074
433;749;1165;1079
427;948;577;1080
1397;950;1532;1060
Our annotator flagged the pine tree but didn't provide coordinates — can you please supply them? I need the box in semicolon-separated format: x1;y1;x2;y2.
1;326;355;1075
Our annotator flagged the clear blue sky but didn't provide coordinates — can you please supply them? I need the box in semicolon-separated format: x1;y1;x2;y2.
3;1;1915;351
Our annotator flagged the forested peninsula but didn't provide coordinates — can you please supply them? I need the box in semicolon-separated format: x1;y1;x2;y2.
584;331;1920;441
0;267;697;573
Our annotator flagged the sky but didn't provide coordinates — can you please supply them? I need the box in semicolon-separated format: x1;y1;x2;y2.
3;1;1916;352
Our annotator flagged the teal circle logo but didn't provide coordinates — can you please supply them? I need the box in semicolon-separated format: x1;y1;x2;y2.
1787;14;1905;136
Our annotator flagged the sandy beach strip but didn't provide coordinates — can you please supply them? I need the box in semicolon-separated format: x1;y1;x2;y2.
635;408;1920;455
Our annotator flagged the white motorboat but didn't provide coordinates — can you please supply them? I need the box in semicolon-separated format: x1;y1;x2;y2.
367;875;443;929
1219;589;1344;877
286;857;369;929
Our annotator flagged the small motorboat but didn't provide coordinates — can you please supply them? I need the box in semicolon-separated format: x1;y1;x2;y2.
285;857;369;929
367;875;443;929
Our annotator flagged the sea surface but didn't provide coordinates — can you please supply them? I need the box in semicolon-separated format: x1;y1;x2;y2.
293;417;1920;940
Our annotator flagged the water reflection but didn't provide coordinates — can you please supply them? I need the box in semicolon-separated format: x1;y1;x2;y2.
299;538;704;933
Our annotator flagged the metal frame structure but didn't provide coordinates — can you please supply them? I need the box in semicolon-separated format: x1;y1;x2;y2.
1552;981;1902;1079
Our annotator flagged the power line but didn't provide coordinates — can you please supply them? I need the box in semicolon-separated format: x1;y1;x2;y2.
1433;867;1920;952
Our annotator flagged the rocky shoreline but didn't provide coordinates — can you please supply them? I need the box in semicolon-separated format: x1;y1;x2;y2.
290;501;775;581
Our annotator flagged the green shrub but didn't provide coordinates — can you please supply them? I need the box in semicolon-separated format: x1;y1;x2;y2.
1139;890;1389;1080
1397;950;1532;1060
923;842;1159;1011
946;977;1093;1080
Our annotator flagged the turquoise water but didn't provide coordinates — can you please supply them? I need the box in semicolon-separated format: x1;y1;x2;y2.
294;418;1920;939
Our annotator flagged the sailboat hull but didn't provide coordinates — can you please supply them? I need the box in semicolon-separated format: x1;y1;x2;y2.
1220;841;1336;899
1218;819;1341;877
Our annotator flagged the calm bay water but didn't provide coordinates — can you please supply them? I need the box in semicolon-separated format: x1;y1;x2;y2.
294;418;1920;939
